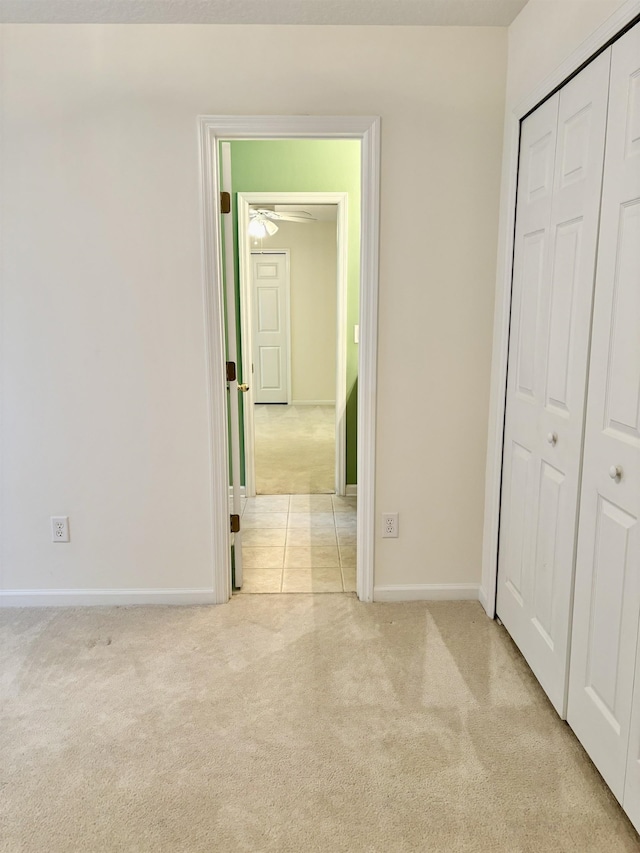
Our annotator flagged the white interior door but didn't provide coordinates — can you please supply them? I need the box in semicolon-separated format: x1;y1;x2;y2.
251;253;290;405
220;143;244;590
568;23;640;813
496;51;611;716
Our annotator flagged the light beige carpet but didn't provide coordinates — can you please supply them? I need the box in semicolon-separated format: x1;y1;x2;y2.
254;404;335;494
1;598;638;853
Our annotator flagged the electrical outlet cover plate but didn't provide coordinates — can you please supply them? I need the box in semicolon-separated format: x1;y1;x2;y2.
382;513;398;538
51;516;70;543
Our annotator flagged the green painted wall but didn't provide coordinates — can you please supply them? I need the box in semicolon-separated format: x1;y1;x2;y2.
230;140;361;486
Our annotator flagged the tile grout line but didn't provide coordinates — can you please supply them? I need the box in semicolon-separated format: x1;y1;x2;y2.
281;494;291;590
242;494;355;593
334;505;345;591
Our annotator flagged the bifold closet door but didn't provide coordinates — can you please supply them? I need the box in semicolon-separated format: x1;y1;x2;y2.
496;51;611;716
568;22;640;815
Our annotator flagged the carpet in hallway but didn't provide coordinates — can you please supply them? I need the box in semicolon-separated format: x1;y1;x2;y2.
254;404;335;494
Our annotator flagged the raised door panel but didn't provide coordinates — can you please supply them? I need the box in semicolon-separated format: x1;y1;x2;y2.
256;286;282;334
503;442;535;605
603;200;640;442
584;497;637;732
255;262;278;279
527;128;556;202
568;25;640;822
498;50;611;718
544;218;582;415
258;346;282;393
515;230;546;401
531;461;565;649
570;482;640;799
558;103;593;189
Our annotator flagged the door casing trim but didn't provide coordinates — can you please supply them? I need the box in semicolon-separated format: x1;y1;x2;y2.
197;115;381;604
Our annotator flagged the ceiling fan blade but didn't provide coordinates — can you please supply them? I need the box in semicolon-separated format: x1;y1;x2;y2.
249;207;316;223
271;211;316;222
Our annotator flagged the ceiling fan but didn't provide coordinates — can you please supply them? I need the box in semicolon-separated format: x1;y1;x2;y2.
248;206;316;238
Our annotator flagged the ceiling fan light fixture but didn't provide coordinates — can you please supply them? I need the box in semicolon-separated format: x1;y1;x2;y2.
248;215;279;238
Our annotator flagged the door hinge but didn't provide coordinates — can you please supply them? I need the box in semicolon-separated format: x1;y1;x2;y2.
220;191;231;214
226;361;236;382
230;514;241;534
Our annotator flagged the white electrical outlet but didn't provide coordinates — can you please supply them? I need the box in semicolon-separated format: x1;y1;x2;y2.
51;516;70;543
382;513;399;538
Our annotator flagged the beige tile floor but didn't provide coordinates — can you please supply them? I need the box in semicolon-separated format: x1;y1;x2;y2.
235;494;356;594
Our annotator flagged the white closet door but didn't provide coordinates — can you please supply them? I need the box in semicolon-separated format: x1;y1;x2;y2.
497;51;611;716
568;23;640;811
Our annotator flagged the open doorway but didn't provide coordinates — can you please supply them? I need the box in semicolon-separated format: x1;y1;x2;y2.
225;143;359;594
198;116;380;604
238;193;349;497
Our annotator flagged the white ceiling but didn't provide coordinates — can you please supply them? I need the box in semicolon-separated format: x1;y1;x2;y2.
0;0;530;26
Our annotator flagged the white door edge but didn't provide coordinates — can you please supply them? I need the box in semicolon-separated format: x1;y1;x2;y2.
480;0;640;618
197;115;381;604
222;142;243;593
238;191;349;498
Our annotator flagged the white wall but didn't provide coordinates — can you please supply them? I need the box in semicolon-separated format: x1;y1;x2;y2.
507;0;629;105
0;25;506;601
254;220;337;404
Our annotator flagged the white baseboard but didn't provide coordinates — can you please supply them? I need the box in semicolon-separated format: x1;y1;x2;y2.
373;583;481;602
291;400;336;406
478;585;491;615
346;484;358;496
0;588;217;607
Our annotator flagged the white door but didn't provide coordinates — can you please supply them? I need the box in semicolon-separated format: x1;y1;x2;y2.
568;23;640;812
496;51;611;716
251;253;290;404
220;143;245;590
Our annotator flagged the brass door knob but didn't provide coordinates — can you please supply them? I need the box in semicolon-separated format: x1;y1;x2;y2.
238;384;250;392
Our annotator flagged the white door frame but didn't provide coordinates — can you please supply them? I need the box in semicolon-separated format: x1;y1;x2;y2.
238;192;349;498
197;115;380;604
480;1;640;618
